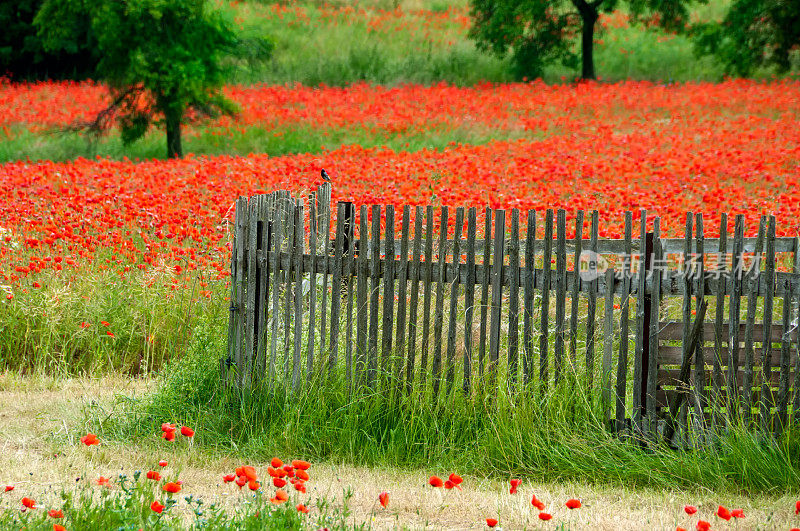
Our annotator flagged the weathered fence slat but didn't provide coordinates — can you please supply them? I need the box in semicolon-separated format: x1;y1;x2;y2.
344;208;356;390
743;215;765;425
328;203;346;373
632;210;647;438
508;209;521;392
554;209;567;385
523;210;536;387
229;198;248;384
540;209;553;389
406;206;423;392
420;206;435;388
586;210;599;388
356;205;369;388
395;206;410;384
646;217;661;439
382;205;396;381
760;215;777;431
368;205;381;388
268;199;285;388
692;213;707;428
727;215;745;411
488;209;506;390
777;278;793;433
677;213;693;434
317;184;332;356
446;207;464;395
307;194;317;379
711;213;728;429
282;200;297;382
569;210;584;371
292;202;304;391
479;207;492;382
602;268;615;423
615;211;632;434
432;207;449;398
464;207;477;395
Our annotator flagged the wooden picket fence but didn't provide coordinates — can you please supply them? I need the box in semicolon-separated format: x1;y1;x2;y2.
225;184;800;444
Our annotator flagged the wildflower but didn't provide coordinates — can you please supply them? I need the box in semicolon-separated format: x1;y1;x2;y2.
267;467;280;478
296;504;309;513
539;512;552;521
80;321;91;328
796;500;800;515
509;478;521;494
4;486;13;492
429;476;443;488
566;498;582;509
151;500;165;513
731;508;744;518
270;457;283;468
677;528;687;531
163;482;181;494
106;331;115;337
96;476;110;487
80;433;99;446
100;321;110;327
445;480;456;489
294;481;306;493
180;426;194;437
53;525;66;531
379;491;389;508
22;497;36;508
296;469;310;481
241;466;257;481
223;474;236;483
270;489;289;505
273;478;287;488
235;476;246;488
684;505;697;515
717;505;731;520
162;431;175;442
248;480;260;491
292;460;311;470
486;518;498;528
161;423;177;433
696;521;710;531
531;494;545;510
283;465;295;477
146;471;161;481
158;460;168;467
448;473;463;486
48;509;63;518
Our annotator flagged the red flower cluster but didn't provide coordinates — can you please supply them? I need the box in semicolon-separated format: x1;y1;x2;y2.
161;423;194;442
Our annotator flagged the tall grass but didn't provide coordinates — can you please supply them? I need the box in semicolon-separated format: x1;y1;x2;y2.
99;313;800;494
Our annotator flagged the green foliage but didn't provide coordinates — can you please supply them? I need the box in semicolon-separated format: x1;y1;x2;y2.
692;0;800;76
0;0;97;80
34;0;267;157
468;0;703;79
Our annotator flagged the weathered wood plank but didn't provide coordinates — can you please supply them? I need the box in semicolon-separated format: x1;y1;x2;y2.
488;209;506;389
479;207;492;382
268;199;285;388
395;206;411;383
328;203;347;374
282;200;297;384
569;210;584;371
292;201;304;392
727;215;745;409
368;205;381;388
307;194;317;379
586;210;599;388
554;209;567;384
692;213;707;427
602;268;615;422
464;207;477;395
382;205;396;382
356;205;369;389
761;215;777;432
406;206;424;392
677;213;693;437
711;213;728;427
777;278;793;433
743;215;765;425
344;205;356;390
523;210;536;387
432;207;449;398
446;207;464;395
632;210;647;437
420;206;435;389
646;217;661;438
507;209;521;392
317;184;332;355
615;211;632;434
230;198;248;385
540;209;553;389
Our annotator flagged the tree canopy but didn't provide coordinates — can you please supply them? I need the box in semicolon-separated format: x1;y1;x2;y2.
35;0;269;158
468;0;702;80
692;0;799;76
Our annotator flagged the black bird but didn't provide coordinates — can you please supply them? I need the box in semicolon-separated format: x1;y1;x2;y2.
321;169;331;182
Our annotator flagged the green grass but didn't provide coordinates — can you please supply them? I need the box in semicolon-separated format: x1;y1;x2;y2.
93;312;800;494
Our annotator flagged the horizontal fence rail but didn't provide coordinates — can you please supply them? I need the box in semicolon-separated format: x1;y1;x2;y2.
226;186;800;445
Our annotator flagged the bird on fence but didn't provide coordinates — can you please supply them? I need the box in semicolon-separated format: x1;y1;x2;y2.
321;169;331;182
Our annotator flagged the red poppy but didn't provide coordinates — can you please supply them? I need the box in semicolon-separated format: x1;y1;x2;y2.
235;476;247;488
379;491;389;508
48;509;63;518
448;473;463;486
796;500;800;515
158;460;168;467
80;433;99;446
294;481;306;493
248;480;260;491
151;500;165;513
53;525;66;531
677;528;687;531
566;498;581;509
292;460;311;470
296;503;309;514
509;478;521;494
538;512;552;521
270;457;283;468
162;430;175;442
731;508;744;518
146;471;161;481
267;467;280;478
531;494;545;510
241;466;257;481
161;423;176;433
296;469;310;481
100;321;110;327
486;518;498;528
163;482;181;494
271;489;289;504
271;477;286;487
283;465;295;477
80;321;90;328
22;497;36;508
444;480;455;489
223;474;236;483
4;486;13;492
180;426;194;437
96;476;110;487
684;505;697;515
716;505;731;520
429;476;443;488
696;521;710;531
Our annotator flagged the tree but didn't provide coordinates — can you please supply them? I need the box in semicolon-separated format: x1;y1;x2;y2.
36;0;267;158
692;0;799;76
469;0;701;80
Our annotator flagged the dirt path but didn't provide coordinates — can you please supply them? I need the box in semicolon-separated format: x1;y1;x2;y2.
0;374;797;530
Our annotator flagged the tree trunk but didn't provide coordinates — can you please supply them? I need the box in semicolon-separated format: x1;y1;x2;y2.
166;115;183;159
578;3;599;80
